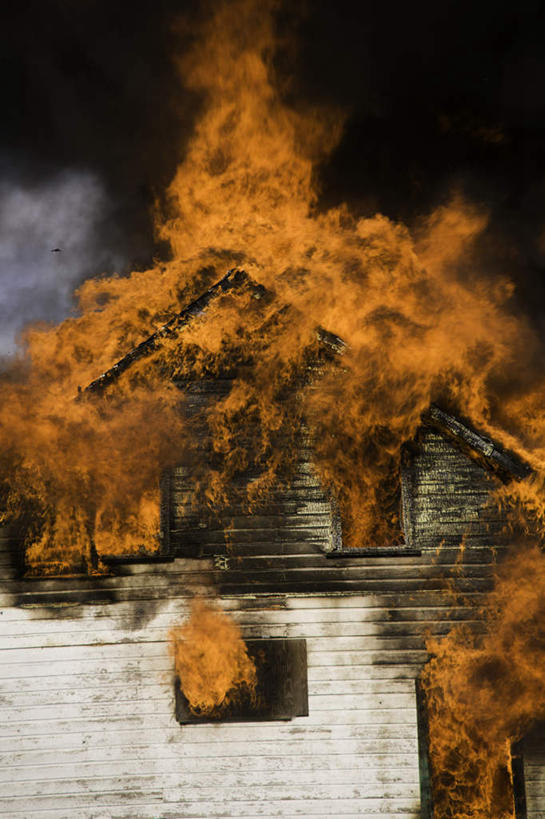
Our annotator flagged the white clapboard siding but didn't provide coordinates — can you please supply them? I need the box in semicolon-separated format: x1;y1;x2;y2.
523;735;545;817
0;592;423;819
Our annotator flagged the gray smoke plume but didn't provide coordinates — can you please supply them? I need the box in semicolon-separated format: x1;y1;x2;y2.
0;170;126;356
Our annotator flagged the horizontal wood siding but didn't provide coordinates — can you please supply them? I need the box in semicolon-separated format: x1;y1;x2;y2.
169;379;338;559
402;428;509;551
0;574;431;818
169;453;337;557
0;420;517;817
523;729;545;817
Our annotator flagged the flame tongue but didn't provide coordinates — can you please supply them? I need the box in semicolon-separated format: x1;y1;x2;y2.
2;0;539;570
170;599;257;715
2;3;545;807
421;545;545;817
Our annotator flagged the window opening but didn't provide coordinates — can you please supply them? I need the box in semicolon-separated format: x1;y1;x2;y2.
175;638;308;724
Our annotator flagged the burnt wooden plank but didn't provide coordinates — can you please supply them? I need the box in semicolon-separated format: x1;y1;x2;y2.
114;542;500;563
82;270;252;397
13;554;498;600
402;428;511;552
207;556;497;579
424;405;532;482
199;541;326;556
415;678;434;819
170;525;334;544
214;569;495;591
329;548;421;558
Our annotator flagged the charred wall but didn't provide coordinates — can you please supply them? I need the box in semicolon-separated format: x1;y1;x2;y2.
0;416;523;818
402;425;511;552
0;409;512;605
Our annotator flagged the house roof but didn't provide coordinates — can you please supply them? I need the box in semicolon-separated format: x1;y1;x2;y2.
81;269;532;482
83;269;252;395
82;268;345;397
422;404;532;482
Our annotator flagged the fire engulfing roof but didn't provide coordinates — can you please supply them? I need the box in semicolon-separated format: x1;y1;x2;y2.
423;405;532;482
82;268;345;396
80;269;532;483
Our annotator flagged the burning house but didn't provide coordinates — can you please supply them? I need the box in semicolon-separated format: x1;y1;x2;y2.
1;269;545;819
3;2;545;817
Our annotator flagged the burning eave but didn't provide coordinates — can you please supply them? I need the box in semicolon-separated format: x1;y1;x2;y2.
79;268;532;496
81;268;253;397
423;404;533;483
80;269;347;399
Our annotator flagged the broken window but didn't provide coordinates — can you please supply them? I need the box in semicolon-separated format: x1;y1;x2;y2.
326;448;420;557
175;638;309;724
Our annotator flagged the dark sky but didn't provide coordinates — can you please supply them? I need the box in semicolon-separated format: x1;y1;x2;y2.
2;0;545;351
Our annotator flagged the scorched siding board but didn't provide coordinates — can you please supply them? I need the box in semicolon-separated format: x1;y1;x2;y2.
402;428;508;552
0;418;521;818
522;731;545;817
169;454;337;556
1;428;506;604
0;590;428;819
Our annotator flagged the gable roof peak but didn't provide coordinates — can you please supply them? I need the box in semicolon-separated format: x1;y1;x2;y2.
423;404;532;481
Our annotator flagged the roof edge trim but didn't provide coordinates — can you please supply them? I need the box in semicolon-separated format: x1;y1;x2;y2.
423;404;532;481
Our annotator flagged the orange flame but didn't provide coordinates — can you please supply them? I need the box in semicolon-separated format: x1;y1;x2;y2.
2;0;541;569
170;598;257;715
422;545;545;817
1;0;545;807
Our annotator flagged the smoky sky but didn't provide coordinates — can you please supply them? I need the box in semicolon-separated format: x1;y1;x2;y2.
2;0;545;353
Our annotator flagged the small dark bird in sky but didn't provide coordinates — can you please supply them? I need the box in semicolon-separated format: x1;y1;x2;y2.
50;248;62;253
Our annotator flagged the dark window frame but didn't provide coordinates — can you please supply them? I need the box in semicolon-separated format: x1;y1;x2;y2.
174;638;309;724
326;451;421;558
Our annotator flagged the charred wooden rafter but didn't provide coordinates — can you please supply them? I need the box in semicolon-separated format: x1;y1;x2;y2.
81;269;345;397
423;404;532;482
80;269;530;483
82;268;253;396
